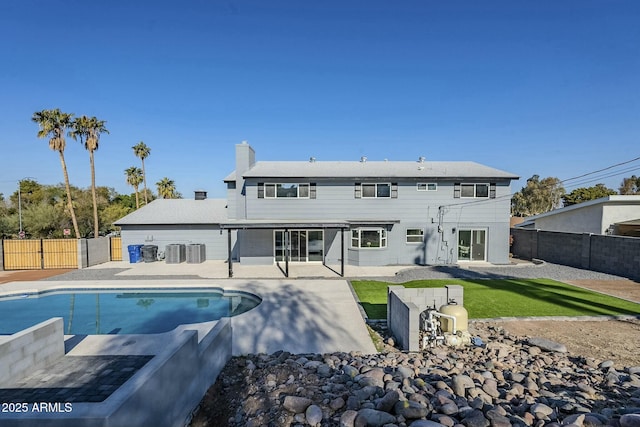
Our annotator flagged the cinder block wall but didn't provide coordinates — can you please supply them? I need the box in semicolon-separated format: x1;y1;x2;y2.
511;228;640;280
388;285;464;352
0;318;65;386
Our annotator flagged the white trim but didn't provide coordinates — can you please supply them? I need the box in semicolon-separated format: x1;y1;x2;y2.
351;227;387;249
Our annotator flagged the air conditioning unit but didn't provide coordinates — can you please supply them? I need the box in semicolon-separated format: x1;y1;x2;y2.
186;244;206;264
165;244;186;264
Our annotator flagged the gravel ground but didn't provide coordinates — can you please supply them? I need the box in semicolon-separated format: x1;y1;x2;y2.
386;261;629;283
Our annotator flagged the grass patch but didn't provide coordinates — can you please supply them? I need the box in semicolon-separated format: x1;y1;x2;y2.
351;278;640;320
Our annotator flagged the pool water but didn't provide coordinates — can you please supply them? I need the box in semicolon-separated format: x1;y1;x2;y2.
0;288;261;335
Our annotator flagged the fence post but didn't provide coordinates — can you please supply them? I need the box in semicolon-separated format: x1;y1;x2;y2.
40;239;45;269
77;239;88;269
0;240;4;271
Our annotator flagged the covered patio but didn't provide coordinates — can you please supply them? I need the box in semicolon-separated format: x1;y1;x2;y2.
220;220;350;278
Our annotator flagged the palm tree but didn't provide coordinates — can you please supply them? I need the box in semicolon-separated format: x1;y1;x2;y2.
32;108;80;238
132;142;151;205
70;115;109;238
156;177;177;199
125;167;143;209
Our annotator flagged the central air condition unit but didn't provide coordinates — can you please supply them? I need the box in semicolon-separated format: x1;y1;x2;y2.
186;243;206;264
165;244;186;264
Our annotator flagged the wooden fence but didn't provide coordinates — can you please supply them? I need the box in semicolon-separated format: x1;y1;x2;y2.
110;237;122;261
3;239;78;270
1;237;123;270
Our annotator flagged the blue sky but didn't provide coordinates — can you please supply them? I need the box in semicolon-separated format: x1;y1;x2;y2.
1;0;639;200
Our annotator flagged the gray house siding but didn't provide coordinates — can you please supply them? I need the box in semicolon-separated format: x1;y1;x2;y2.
236;229;273;264
234;178;512;266
120;225;227;261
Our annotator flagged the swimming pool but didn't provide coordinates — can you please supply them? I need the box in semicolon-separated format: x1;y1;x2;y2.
0;288;261;335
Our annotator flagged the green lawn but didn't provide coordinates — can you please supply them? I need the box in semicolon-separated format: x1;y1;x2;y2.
351;278;640;320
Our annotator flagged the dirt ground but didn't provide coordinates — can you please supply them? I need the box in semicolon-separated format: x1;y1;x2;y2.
0;269;74;284
476;279;640;368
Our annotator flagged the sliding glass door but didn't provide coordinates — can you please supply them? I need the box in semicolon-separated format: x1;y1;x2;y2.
275;230;324;262
458;229;486;261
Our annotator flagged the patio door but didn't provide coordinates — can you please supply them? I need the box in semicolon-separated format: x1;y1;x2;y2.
458;229;486;261
274;230;323;262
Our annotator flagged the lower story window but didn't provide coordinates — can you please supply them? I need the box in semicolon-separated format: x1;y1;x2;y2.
406;228;424;243
351;228;387;248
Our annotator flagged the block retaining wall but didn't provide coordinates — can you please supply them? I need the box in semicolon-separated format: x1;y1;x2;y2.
511;228;640;280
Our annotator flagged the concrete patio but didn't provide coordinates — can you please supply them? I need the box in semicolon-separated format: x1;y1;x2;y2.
81;259;412;279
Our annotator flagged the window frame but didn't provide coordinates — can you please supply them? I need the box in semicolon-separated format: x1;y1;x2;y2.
405;228;424;244
350;228;388;249
460;183;490;198
361;183;392;198
417;183;437;191
263;183;310;199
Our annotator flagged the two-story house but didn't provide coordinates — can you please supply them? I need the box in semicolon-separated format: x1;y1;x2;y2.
221;142;518;271
116;142;518;275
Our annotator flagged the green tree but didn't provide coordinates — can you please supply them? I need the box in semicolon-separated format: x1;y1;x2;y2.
561;184;617;206
125;167;144;209
70;115;109;238
132;141;151;205
22;201;65;238
32;108;80;238
619;175;640;195
511;175;565;216
156;177;179;199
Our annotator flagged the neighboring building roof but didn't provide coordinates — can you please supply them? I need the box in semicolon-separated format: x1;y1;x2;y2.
224;160;519;181
615;218;640;226
114;199;227;225
514;195;640;226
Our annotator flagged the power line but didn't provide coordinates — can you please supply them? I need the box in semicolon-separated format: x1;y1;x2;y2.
439;155;640;209
560;156;640;184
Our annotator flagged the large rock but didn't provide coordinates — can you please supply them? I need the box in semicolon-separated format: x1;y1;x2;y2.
527;337;567;353
306;404;323;426
410;421;447;427
283;395;312;413
355;408;397;427
620;414;640;427
452;374;475;397
375;390;400;413
340;410;358;427
394;399;429;419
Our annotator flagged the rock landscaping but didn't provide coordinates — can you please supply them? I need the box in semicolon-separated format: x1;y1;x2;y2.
189;323;640;427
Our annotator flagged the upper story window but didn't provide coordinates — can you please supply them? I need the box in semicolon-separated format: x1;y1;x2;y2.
417;183;437;191
355;183;398;198
454;183;496;199
258;183;316;199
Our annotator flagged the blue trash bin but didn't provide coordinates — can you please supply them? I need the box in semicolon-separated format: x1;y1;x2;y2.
127;244;144;263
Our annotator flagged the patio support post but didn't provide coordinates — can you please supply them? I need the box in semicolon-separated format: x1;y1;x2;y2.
341;227;345;277
227;229;233;278
284;228;289;277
